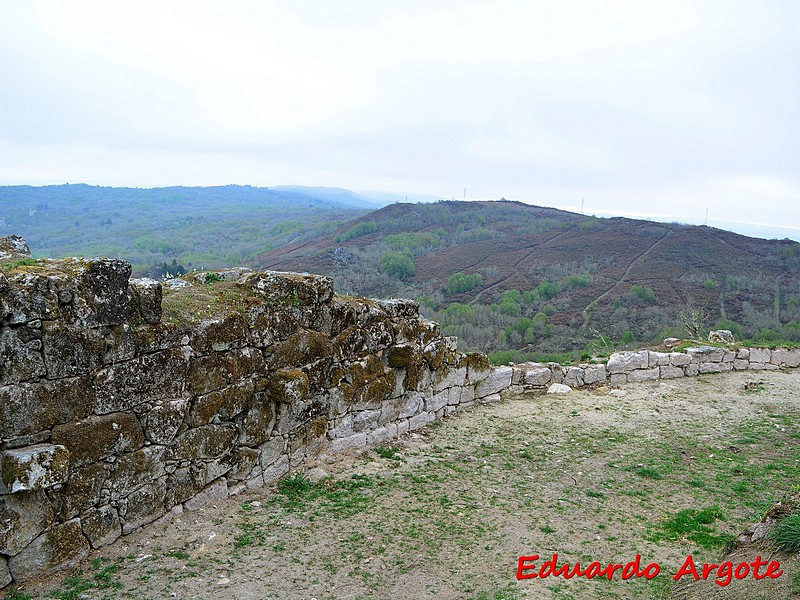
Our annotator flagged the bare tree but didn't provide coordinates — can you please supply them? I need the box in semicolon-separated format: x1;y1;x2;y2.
679;304;710;340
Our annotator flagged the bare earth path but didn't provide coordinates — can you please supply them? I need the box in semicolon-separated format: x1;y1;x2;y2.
13;369;800;600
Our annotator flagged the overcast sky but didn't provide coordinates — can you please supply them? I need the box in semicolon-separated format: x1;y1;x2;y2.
0;0;798;240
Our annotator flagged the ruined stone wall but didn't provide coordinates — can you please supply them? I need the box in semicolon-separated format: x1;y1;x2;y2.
508;346;800;392
0;237;506;587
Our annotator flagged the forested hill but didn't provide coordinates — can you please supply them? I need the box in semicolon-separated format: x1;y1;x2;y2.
255;200;800;357
0;184;374;276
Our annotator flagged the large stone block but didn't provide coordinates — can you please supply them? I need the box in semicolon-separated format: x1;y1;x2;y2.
187;347;264;396
190;380;254;426
191;313;249;354
7;518;90;581
0;555;10;588
129;277;162;324
749;348;771;363
475;366;512;398
52;412;145;468
0;377;94;440
107;445;166;499
669;352;692;367
170;424;238;461
120;479;166;534
563;367;584;388
648;352;671;367
627;367;660;382
0;490;55;555
52;462;111;522
0;326;45;385
41;322;106;378
94;347;189;413
659;366;684;379
81;505;121;549
771;348;800;368
523;366;552;387
607;351;648;374
582;364;607;385
239;391;276;446
144;397;190;444
0;444;69;494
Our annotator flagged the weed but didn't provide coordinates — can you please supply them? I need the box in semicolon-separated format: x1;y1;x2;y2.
769;513;800;552
635;467;662;480
375;445;403;460
2;591;32;600
163;549;190;560
204;272;223;284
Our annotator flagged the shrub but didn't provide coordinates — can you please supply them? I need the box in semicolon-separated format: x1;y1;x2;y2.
446;272;483;295
769;513;800;552
561;274;590;290
334;221;377;243
379;251;415;278
629;285;655;304
534;281;560;301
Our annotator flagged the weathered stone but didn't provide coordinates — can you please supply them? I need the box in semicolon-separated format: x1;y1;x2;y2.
0;444;69;494
699;362;727;373
0;491;55;555
475;366;512;397
171;424;238;461
627;367;660;382
7;518;90;581
669;352;692;367
262;454;289;483
376;298;419;319
271;329;333;369
659;366;684;379
0;555;10;588
191;313;248;354
367;423;398;446
144;398;189;444
387;344;416;368
240;391;276;446
547;383;572;394
52;462;111;521
225;447;261;483
190;380;254;426
129;277;162;324
107;446;166;499
648;351;671;367
523;366;552;387
76;259;132;327
749;348;771;363
433;366;467;393
121;479;166;534
686;346;725;363
408;411;435;430
187;347;263;396
41;323;106;378
607;351;648;374
685;363;699;376
563;367;584;388
0;235;31;260
183;478;228;511
610;373;626;385
582;364;607;385
771;348;800;368
94;348;189;413
733;359;750;370
52;412;145;468
81;505;121;549
736;348;751;360
708;329;735;344
0;377;94;439
265;368;309;404
0;326;45;385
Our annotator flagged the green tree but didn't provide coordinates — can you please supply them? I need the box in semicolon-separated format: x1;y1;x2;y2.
379;251;415;278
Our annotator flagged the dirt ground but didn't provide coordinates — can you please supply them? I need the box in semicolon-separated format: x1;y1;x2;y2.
10;369;800;600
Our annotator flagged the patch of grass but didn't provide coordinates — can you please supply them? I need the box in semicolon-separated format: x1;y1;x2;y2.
375;445;403;460
272;472;387;518
649;506;733;550
163;549;190;560
791;570;800;595
769;513;800;552
3;591;32;600
586;490;606;498
540;525;556;534
635;467;662;480
0;258;39;273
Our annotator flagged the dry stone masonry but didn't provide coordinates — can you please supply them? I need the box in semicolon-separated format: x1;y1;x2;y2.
507;345;800;393
0;236;507;588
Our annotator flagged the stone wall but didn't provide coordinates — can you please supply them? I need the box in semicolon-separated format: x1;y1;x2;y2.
0;237;507;587
508;346;800;392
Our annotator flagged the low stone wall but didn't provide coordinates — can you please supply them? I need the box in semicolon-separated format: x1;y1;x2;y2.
0;237;508;588
508;346;800;392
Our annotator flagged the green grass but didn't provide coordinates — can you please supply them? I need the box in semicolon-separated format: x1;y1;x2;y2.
649;506;734;550
769;513;800;552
